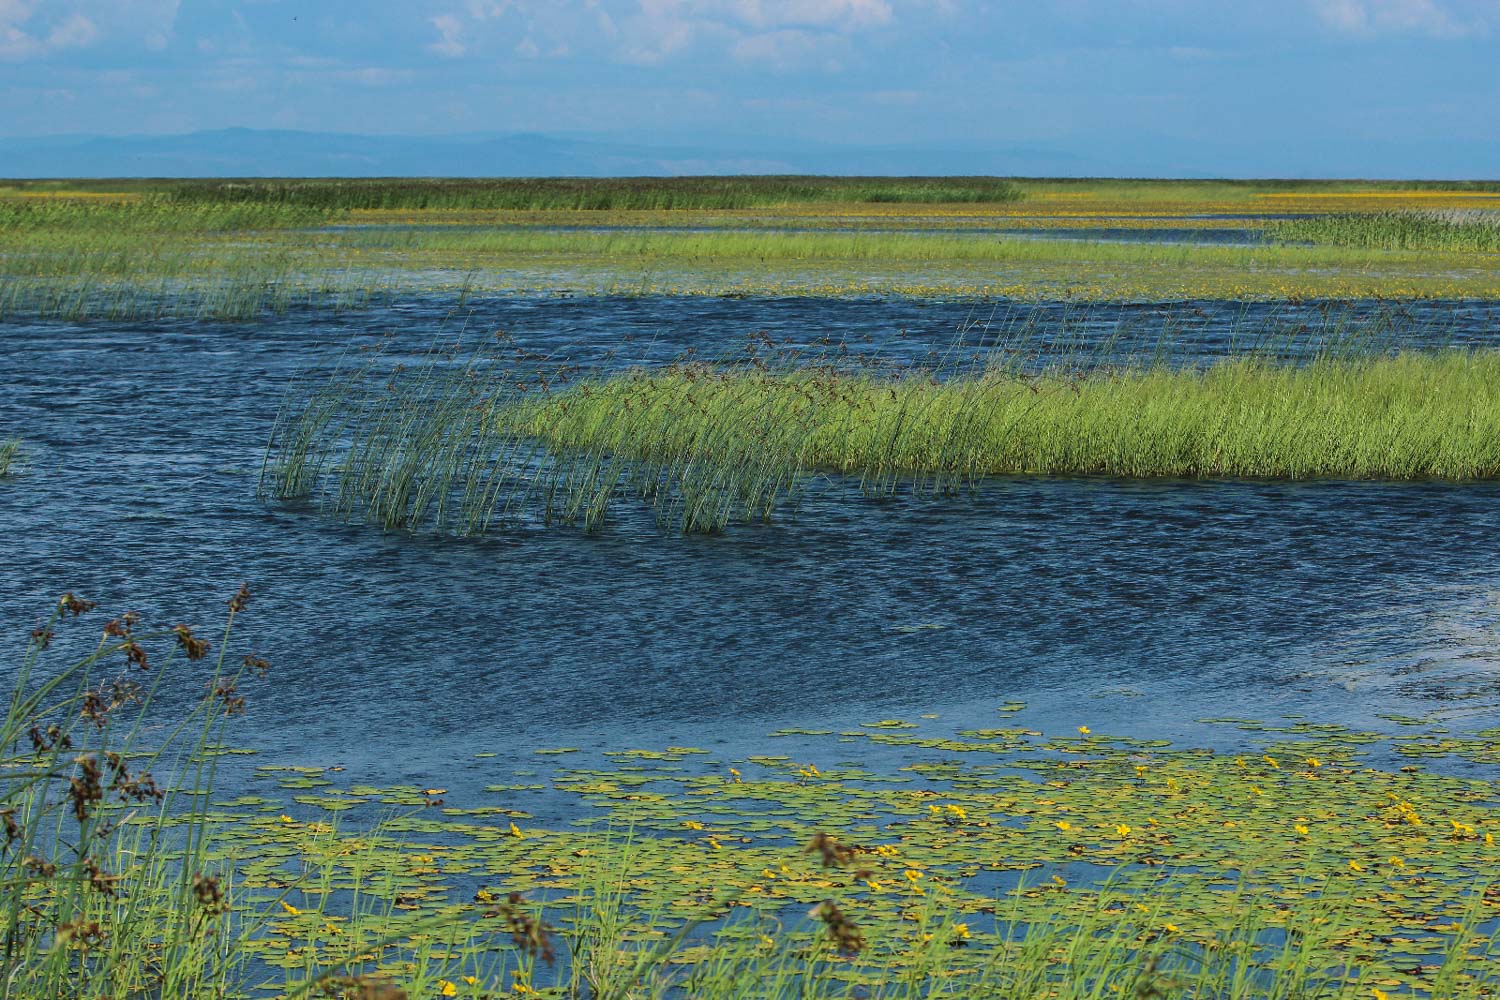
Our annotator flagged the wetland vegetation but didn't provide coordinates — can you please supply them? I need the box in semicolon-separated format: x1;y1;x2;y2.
4;177;1500;319
5;175;1500;997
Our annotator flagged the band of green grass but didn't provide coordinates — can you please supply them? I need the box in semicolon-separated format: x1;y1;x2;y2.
520;351;1500;484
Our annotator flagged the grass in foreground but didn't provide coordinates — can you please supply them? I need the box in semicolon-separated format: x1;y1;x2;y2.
262;345;1500;535
13;597;1500;998
7;593;1500;997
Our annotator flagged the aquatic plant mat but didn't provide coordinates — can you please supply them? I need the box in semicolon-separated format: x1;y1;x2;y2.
103;715;1500;997
11;595;1494;999
260;333;1500;536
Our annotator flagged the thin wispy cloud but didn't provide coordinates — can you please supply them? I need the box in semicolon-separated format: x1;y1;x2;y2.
1311;0;1493;36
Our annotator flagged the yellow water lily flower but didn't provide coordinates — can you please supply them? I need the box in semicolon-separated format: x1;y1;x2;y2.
279;901;300;916
1078;726;1091;735
437;982;458;997
508;822;524;839
1163;922;1180;933
1055;820;1072;832
1294;824;1310;836
1115;824;1131;838
1348;860;1366;873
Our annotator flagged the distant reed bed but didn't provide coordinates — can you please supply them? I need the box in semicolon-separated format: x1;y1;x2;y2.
261;337;1500;536
162;176;1026;211
1271;210;1500;252
0;196;332;232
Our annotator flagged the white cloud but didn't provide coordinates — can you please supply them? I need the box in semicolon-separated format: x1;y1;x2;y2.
430;13;466;55
423;0;944;68
0;0;176;60
1311;0;1493;37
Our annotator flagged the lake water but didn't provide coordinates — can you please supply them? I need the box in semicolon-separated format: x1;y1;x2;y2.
3;295;1499;810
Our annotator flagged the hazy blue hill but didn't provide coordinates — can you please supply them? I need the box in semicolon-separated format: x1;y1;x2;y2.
0;127;1100;178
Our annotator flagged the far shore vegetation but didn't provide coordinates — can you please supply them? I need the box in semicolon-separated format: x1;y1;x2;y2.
3;177;1500;319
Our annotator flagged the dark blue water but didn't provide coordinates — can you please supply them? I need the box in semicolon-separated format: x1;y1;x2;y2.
3;296;1500;804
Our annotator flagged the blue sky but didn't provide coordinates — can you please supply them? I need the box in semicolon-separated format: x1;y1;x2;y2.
2;1;1497;174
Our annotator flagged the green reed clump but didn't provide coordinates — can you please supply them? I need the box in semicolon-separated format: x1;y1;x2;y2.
1270;210;1500;252
162;176;1025;211
262;338;1500;540
1;588;270;999
522;349;1500;488
0;197;334;233
0;438;19;476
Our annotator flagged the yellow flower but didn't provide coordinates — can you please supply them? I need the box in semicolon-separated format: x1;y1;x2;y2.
438;981;458;998
728;767;742;783
1134;764;1148;777
463;977;478;986
865;879;883;891
278;814;294;824
904;868;924;882
758;934;775;949
706;837;722;849
1487;832;1495;846
1373;990;1390;1000
945;804;967;819
1055;820;1072;832
683;820;705;830
1263;755;1280;769
1163;922;1180;933
1078;726;1091;735
1305;757;1322;769
508;822;524;839
1250;786;1264;796
1294;824;1310;836
951;922;971;939
1115;824;1131;838
279;901;301;916
1348;860;1366;873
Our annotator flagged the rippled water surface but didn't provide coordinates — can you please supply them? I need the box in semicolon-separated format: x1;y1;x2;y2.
3;296;1499;801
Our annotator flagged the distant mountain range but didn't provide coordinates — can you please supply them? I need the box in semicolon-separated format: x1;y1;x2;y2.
1;128;1495;179
0;127;1142;178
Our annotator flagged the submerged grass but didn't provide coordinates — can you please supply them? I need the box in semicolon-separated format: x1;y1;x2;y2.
262;340;1500;537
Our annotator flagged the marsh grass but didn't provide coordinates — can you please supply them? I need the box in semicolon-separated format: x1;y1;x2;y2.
1271;211;1500;252
261;329;1500;537
0;438;19;477
7;591;1500;997
0;589;268;998
159;177;1026;211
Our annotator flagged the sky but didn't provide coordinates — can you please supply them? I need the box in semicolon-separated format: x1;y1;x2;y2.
1;0;1498;175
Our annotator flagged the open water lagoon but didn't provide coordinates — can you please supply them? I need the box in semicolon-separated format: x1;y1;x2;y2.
5;295;1500;786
